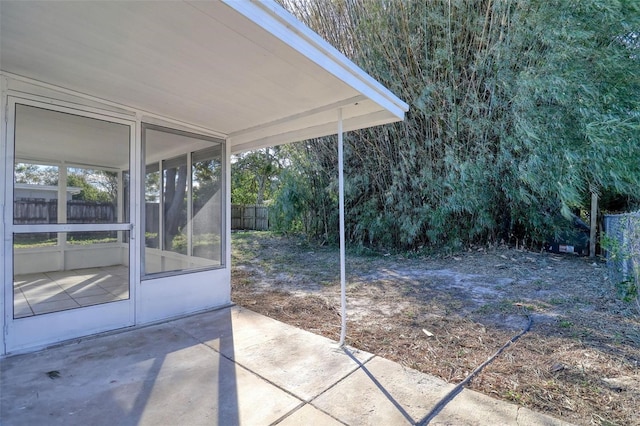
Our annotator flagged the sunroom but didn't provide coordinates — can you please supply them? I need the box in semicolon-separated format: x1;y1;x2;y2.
0;0;407;355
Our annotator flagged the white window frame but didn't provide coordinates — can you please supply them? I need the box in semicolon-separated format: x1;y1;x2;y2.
140;123;226;280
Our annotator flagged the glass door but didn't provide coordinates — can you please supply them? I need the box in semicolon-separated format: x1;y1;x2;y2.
4;98;136;353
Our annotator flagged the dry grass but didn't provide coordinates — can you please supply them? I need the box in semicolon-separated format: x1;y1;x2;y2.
231;231;640;426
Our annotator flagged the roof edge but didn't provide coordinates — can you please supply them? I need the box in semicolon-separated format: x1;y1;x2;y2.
221;0;409;119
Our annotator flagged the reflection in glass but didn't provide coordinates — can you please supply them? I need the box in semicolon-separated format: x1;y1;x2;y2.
192;146;223;263
143;126;224;277
163;155;188;254
13;233;58;248
67;231;118;245
14;163;59;225
12;104;131;318
144;165;160;248
66;167;120;224
13;104;129;226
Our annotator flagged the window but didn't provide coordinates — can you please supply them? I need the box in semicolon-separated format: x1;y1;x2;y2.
142;125;224;277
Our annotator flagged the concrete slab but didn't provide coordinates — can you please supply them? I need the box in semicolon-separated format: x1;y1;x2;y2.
0;320;301;426
134;354;301;426
0;306;573;426
171;306;304;355
432;388;571;426
278;404;344;426
313;355;571;426
233;337;373;402
173;306;374;402
313;355;452;425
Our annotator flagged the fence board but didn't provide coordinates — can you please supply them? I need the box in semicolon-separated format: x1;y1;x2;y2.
231;204;269;230
14;199;117;224
15;199;269;231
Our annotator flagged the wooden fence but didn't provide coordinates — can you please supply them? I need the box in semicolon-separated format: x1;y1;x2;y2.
231;204;269;230
14;199;116;224
15;199;269;231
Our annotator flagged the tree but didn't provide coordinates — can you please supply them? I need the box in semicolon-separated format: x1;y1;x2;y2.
509;1;640;216
14;163;57;185
276;0;640;250
231;148;282;205
66;169;117;203
270;140;337;241
192;155;223;220
163;164;188;251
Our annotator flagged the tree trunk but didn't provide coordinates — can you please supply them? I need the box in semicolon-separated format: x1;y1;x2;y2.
164;165;188;250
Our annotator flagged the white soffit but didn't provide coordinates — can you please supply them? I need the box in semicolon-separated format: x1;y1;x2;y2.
0;0;408;152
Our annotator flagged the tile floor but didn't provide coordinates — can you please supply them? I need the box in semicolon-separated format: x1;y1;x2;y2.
13;265;129;318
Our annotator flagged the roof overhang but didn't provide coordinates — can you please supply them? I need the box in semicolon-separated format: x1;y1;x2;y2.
0;0;408;154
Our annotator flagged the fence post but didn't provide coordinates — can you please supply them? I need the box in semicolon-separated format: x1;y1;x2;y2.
590;192;598;258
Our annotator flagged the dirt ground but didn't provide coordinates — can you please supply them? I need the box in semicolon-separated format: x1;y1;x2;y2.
231;231;640;426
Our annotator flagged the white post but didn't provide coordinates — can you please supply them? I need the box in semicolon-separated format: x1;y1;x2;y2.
338;109;347;347
58;163;67;271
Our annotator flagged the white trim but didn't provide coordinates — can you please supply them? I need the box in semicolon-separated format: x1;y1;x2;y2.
8;95;136;128
2;91;17;356
3;72;134;117
228;95;367;140
142;247;222;268
134;113;144;326
3;73;229;141
231;110;398;153
225;138;232;292
6;89;136;123
3;72;136;116
141;115;227;141
1;74;9;355
16;160;124;173
13;223;132;234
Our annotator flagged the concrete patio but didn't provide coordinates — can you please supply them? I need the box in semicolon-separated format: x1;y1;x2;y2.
0;306;571;425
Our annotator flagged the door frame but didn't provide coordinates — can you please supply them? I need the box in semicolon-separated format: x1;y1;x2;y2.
2;95;140;354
